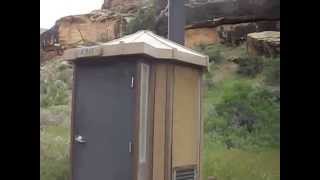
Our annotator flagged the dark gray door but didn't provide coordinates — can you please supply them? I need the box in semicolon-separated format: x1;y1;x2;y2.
73;61;135;180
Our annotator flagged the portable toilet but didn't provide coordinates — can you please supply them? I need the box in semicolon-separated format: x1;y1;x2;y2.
63;30;209;180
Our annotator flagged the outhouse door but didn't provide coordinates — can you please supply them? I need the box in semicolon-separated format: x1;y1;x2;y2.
72;61;136;180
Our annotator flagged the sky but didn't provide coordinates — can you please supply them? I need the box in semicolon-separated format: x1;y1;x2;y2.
40;0;104;29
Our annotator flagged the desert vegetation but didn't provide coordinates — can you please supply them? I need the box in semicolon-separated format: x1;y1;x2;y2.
40;0;279;179
198;43;280;180
40;42;280;180
40;61;72;180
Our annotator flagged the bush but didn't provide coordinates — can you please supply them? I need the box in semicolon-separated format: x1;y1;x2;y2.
194;44;225;63
40;61;72;108
205;79;280;150
262;57;280;86
236;56;280;83
236;56;264;77
125;6;156;35
41;60;72;180
40;80;70;107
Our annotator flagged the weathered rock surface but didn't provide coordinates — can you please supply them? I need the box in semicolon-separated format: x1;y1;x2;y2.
216;20;280;46
184;18;279;48
41;0;280;62
186;0;279;23
185;27;220;48
40;1;153;58
40;0;154;62
185;16;279;29
40;9;132;62
155;0;280;35
247;31;280;57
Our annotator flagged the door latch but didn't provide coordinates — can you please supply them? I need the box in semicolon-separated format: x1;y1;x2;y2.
75;135;86;144
130;76;134;88
129;141;133;153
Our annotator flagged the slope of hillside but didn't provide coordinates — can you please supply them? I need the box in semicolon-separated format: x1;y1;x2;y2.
40;42;280;180
195;43;280;180
40;2;279;180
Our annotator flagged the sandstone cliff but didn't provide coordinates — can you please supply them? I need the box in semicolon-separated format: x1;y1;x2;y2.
40;0;153;63
247;31;280;57
154;0;280;36
40;0;280;62
185;16;280;48
40;9;134;62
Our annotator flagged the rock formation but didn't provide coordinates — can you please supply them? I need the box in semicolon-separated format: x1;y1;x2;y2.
247;31;280;57
185;27;220;48
155;0;280;35
40;9;135;62
185;16;279;48
40;0;280;62
42;10;129;49
40;0;156;63
216;19;280;46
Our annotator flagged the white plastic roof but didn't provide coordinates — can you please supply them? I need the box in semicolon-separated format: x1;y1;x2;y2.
63;30;209;67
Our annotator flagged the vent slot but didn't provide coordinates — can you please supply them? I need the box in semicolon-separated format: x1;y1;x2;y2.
175;167;196;180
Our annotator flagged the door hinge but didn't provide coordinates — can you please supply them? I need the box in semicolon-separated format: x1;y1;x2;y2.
130;76;134;88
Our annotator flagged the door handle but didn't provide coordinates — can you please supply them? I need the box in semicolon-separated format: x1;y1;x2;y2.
75;135;86;144
129;141;133;153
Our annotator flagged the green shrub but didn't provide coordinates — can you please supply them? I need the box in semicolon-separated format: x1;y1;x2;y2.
125;6;156;35
40;58;74;180
40;61;72;108
194;43;248;63
40;80;70;107
236;56;280;83
236;56;264;77
194;44;225;63
205;79;280;150
262;57;280;86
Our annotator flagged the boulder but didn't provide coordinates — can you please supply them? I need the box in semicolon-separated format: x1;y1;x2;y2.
247;31;280;57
